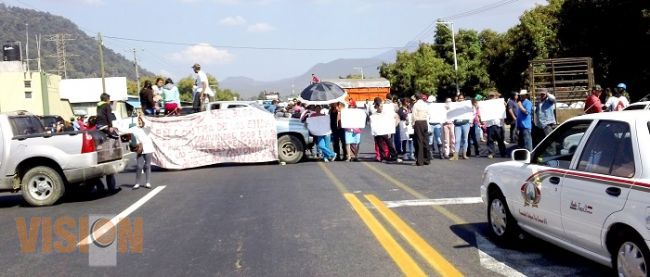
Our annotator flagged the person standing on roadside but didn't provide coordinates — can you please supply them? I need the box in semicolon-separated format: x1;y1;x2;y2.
467;98;481;157
451;94;470;160
427;95;444;159
442;98;455;159
412;93;431;166
130;116;154;189
345;100;362;162
311;106;336;162
140;80;155;116
96;93;120;193
516;90;533;151
192;64;213;112
584;85;604;114
484;92;507;158
330;102;347;161
506;92;519;143
398;98;414;161
534;88;557;136
372;101;401;163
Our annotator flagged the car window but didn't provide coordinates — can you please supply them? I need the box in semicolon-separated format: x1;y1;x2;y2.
577;121;635;178
623;104;646;111
227;105;248;109
211;104;220;110
10;116;45;136
532;121;591;169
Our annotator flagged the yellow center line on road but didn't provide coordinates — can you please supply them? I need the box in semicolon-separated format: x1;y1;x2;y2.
362;162;468;226
365;194;464;277
318;163;427;276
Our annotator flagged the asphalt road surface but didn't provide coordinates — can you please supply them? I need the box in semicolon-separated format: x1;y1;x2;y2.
0;132;613;276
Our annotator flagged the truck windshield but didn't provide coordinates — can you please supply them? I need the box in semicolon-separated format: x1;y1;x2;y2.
10;116;45;135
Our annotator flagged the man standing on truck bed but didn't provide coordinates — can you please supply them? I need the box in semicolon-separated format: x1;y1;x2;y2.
95;92;120;193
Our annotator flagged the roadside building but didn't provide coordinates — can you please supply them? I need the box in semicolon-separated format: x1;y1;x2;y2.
59;77;130;118
0;61;73;118
328;78;390;102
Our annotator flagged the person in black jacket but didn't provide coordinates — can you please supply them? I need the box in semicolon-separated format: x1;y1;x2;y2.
140;80;155;115
96;92;114;133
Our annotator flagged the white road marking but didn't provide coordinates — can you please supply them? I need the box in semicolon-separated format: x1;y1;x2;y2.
476;233;526;277
77;186;166;246
384;197;483;208
476;233;580;276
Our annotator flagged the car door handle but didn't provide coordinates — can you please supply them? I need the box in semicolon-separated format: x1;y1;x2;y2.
549;176;561;185
606;187;622;197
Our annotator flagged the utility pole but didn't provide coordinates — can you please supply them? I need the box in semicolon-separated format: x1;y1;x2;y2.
98;33;106;94
25;23;29;71
44;33;76;78
353;67;364;79
36;34;42;72
132;48;141;92
436;21;460;95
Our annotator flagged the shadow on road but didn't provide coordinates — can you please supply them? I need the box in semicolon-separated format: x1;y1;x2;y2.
449;223;611;276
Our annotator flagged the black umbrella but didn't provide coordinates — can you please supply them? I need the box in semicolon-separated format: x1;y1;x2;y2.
298;81;348;105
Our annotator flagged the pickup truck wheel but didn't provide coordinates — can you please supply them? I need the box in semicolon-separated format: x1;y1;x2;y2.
21;166;65;206
278;135;304;164
612;232;650;277
487;191;519;243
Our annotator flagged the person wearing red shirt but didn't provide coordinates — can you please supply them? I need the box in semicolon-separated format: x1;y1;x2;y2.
584;85;603;114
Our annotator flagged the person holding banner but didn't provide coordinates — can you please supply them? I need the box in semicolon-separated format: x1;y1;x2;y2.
442;98;456;159
412;93;431;166
344;100;362;162
451;94;471;160
483;92;507;158
309;106;337;162
427;95;444;159
467;98;482;157
372;102;401;163
330;102;347;161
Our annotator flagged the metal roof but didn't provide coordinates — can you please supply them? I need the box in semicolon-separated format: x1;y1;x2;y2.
325;78;390;89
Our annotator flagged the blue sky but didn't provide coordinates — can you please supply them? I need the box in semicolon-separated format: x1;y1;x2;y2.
9;0;546;82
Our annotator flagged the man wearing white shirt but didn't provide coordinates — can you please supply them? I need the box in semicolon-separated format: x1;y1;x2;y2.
412;93;431;166
192;63;214;112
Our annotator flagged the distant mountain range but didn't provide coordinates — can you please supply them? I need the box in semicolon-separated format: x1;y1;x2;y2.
0;4;152;79
222;44;418;99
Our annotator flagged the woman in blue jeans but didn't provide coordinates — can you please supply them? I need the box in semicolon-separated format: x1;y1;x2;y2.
451;95;470;160
310;106;336;162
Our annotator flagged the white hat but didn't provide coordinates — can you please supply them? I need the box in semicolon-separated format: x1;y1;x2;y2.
519;89;528;95
427;95;436;103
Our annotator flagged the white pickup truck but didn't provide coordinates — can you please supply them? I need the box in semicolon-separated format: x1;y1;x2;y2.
0;111;134;206
481;110;650;276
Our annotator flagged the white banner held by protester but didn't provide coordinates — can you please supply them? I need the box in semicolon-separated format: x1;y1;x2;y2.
478;98;506;121
447;100;473;121
370;114;395;136
306;116;332;136
142;107;278;170
341;108;367;129
428;103;447;123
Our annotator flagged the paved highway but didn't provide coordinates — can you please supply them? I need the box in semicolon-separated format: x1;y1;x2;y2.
0;134;612;276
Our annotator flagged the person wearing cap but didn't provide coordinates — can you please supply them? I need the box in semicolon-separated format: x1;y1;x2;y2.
584;85;604;114
506;92;519;143
412;93;431;165
605;83;630;111
516;89;533;151
191;64;214;113
534;88;557;136
427;95;444;159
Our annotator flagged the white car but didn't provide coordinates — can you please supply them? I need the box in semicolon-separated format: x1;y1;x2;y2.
481;110;650;276
624;101;650;111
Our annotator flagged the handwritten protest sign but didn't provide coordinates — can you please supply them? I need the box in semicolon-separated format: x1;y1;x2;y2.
306;116;332;136
428;103;447;123
370;114;396;136
478;98;506;121
447;100;473;121
341;108;367;129
142;107;278;170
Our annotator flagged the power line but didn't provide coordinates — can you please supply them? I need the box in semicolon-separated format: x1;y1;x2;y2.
443;0;523;21
103;36;402;51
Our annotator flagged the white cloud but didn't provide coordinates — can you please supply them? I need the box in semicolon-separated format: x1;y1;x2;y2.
170;43;235;65
219;16;247;26
247;22;276;33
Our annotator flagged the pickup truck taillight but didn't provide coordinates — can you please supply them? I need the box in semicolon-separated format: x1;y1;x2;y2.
81;133;96;153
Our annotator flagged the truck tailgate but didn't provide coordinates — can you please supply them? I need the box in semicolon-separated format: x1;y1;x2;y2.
90;132;124;163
